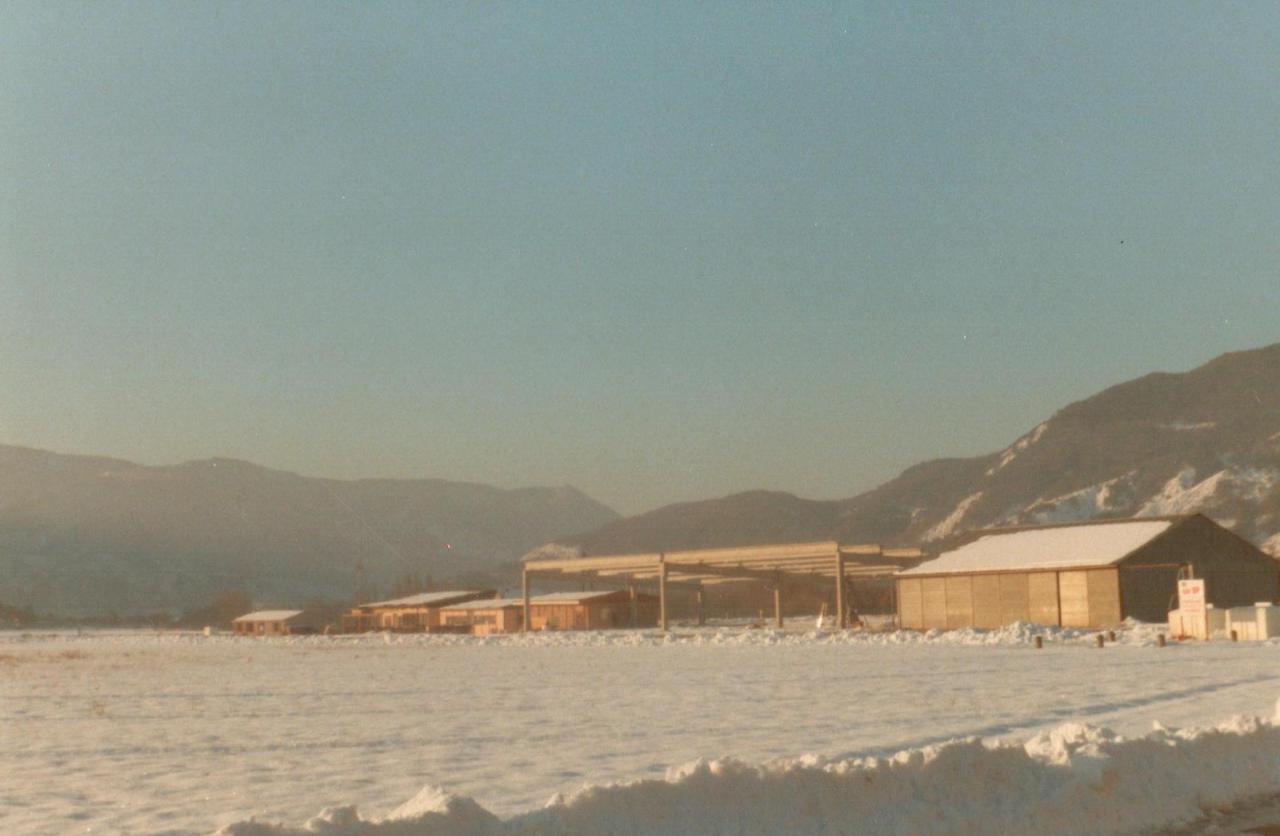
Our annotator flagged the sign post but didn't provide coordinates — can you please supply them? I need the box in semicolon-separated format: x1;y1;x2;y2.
1178;578;1207;639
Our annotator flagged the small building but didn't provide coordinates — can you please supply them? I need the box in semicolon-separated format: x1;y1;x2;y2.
896;515;1280;631
232;610;319;636
528;590;659;631
341;590;496;633
437;598;525;636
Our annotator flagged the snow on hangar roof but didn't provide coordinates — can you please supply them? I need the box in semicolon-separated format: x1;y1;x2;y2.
898;519;1175;576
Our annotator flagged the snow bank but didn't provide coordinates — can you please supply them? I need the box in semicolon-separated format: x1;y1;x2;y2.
216;701;1280;835
3;620;1173;650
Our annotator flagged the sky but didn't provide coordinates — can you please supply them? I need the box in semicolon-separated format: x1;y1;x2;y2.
3;3;1280;515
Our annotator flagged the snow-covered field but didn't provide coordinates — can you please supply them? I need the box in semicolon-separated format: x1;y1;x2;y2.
4;623;1280;834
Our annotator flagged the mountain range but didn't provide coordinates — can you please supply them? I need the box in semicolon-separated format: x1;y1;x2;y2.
0;448;618;616
5;341;1279;617
538;342;1280;559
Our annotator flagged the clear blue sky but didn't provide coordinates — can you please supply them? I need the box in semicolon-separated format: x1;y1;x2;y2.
3;3;1279;514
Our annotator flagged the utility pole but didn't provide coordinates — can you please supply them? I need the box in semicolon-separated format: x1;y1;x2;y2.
353;558;368;606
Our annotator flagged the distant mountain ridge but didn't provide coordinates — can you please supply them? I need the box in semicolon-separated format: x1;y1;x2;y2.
0;446;619;616
539;342;1280;559
8;342;1280;616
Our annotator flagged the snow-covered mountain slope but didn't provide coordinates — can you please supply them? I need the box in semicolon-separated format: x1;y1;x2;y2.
553;342;1280;557
892;342;1280;552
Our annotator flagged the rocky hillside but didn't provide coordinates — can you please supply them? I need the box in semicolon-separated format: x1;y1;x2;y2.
0;447;619;616
544;342;1280;558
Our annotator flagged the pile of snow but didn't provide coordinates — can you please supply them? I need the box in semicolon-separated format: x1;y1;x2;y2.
217;701;1280;835
900;619;1168;648
0;620;1173;650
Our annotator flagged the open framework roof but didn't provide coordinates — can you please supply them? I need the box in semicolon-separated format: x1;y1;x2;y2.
521;541;924;631
358;590;494;609
439;598;525;610
522;541;924;586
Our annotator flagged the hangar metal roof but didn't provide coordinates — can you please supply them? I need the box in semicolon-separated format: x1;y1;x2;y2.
898;519;1174;576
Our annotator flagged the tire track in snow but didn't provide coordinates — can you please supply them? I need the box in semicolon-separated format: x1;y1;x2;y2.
844;672;1280;760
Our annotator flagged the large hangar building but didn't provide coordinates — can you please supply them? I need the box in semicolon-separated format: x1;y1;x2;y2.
896;514;1279;630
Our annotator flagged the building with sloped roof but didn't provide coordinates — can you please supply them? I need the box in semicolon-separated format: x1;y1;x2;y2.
896;514;1279;630
437;598;526;636
528;590;659;631
232;610;319;636
340;590;496;633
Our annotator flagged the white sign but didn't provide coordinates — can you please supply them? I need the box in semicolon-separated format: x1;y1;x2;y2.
1178;579;1206;614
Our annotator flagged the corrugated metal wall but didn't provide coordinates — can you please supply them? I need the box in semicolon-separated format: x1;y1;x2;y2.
945;577;972;629
971;575;1002;628
897;568;1123;630
997;574;1029;623
1058;571;1089;627
1086;569;1122;625
898;578;923;629
922;578;947;629
1028;573;1060;625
